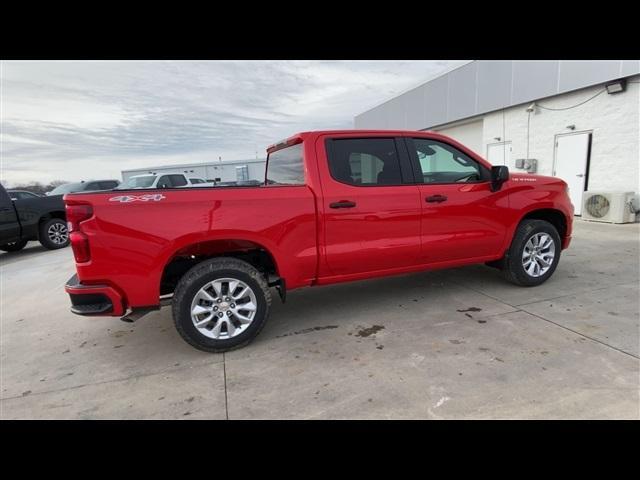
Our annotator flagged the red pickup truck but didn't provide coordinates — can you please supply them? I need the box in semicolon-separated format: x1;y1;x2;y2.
64;130;573;352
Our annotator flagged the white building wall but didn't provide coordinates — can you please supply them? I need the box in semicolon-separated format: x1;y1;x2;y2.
481;76;639;196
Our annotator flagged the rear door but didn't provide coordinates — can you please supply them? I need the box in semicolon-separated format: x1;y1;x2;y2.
0;186;20;244
317;135;422;277
406;136;507;264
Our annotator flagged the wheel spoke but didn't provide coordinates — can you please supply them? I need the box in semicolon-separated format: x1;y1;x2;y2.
537;256;550;268
195;289;215;304
192;304;212;317
210;281;223;297
225;318;236;337
227;280;240;297
233;286;249;300
237;301;257;312
210;320;223;338
233;311;253;324
194;314;214;327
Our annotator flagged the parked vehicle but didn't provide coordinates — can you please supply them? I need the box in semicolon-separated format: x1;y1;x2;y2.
1;183;69;252
7;190;44;200
120;173;213;189
64;130;574;352
47;180;120;196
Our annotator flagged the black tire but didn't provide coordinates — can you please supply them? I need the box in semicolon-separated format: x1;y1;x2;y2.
172;257;272;353
0;240;28;252
39;218;69;250
502;219;561;287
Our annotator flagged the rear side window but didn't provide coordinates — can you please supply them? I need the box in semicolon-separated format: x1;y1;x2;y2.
327;138;402;186
99;181;118;190
266;143;305;185
168;175;188;187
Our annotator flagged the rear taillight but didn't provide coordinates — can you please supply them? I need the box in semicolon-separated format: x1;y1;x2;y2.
66;204;93;263
70;232;91;263
66;204;93;232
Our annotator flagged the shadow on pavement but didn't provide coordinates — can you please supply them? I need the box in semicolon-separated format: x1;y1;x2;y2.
0;243;60;266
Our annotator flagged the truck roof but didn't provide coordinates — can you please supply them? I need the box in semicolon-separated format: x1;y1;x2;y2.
267;129;440;153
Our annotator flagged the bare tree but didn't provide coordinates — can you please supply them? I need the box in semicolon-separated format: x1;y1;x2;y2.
10;180;69;195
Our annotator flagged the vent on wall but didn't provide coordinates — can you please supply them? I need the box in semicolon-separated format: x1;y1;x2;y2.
582;191;636;224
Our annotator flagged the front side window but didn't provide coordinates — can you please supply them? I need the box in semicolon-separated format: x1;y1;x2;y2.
327;138;402;186
412;138;485;184
266;143;304;185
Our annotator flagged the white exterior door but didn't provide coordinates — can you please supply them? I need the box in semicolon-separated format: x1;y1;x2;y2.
487;142;513;169
554;132;591;215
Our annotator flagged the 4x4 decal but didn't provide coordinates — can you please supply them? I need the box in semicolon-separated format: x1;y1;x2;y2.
109;194;166;203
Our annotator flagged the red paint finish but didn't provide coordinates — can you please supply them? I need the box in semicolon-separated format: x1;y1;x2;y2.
64;130;574;316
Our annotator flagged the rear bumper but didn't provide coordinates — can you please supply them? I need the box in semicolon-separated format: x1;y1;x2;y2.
65;274;125;316
562;235;572;250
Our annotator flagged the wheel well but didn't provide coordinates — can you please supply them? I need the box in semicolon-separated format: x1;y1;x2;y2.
521;209;567;238
39;211;66;225
160;239;278;296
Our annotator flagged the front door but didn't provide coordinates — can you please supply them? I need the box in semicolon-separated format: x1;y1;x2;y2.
0;187;20;244
553;132;591;215
406;137;508;264
317;136;422;277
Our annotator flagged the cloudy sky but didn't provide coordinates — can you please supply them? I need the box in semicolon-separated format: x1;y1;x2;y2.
1;60;463;186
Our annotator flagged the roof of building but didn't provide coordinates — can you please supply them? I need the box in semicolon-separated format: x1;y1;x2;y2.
122;158;266;174
355;60;640;130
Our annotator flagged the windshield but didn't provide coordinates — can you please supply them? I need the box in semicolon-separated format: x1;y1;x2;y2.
126;176;156;188
49;182;85;195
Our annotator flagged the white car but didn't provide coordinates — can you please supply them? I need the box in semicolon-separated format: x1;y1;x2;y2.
121;173;214;189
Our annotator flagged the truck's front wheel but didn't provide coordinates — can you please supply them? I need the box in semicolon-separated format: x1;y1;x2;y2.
502;219;561;286
172;257;272;353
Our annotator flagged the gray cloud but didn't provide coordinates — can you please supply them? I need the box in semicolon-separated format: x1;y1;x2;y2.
0;60;462;185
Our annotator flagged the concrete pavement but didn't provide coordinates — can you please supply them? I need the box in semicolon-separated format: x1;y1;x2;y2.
1;219;638;419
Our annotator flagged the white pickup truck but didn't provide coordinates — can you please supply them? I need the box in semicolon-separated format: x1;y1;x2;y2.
121;173;214;189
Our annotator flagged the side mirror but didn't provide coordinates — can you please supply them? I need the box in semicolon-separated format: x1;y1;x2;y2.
490;165;509;192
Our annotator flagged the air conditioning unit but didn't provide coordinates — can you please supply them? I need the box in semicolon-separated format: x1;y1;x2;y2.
582;191;636;223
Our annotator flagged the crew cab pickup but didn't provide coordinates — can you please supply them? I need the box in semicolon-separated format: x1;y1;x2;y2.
1;183;69;252
64;130;573;352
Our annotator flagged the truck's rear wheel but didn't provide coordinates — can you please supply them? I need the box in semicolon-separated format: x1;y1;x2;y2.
39;218;69;249
172;257;271;353
502;219;561;286
1;240;28;252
